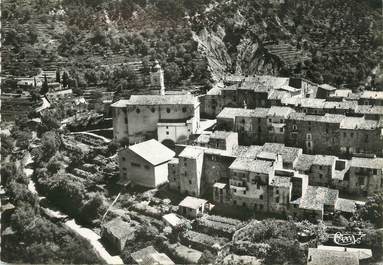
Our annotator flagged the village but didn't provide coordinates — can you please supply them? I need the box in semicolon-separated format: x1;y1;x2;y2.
1;56;383;265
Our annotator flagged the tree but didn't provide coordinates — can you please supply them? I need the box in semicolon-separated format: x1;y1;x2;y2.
40;131;60;161
40;74;49;95
164;62;181;86
62;72;69;88
80;193;106;224
357;192;383;228
56;69;61;83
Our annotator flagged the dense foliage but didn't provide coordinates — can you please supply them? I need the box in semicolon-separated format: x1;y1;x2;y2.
232;219;307;265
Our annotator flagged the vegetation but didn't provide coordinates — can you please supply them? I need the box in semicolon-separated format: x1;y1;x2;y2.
232;219;308;265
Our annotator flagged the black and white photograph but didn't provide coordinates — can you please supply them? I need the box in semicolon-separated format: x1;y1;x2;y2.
1;0;383;264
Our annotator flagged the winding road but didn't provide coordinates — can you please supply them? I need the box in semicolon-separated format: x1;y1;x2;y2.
23;152;123;265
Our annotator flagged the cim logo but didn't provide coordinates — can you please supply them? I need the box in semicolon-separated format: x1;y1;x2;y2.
333;232;366;246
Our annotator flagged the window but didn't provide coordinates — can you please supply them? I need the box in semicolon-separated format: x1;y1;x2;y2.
166;131;169;135
166;126;169;129
268;119;272;122
122;157;126;161
292;125;297;131
136;108;140;114
280;119;284;123
124;117;128;124
259;204;263;210
189;180;192;184
350;132;354;138
307;142;311;148
343;132;347;137
151;108;155;113
182;107;187;113
319;173;323;179
242;202;246;207
258;126;261;132
243;190;246;195
131;162;140;167
122;167;127;171
306;133;312;140
166;108;171;113
276;190;279;195
260;195;263;200
279;128;284;133
373;169;377;175
257;183;260;189
276;197;279;203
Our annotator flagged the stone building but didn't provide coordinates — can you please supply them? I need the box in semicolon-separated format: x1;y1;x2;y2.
111;94;200;145
118;139;175;187
339;117;383;157
348;157;383;196
178;146;205;197
217;107;383;157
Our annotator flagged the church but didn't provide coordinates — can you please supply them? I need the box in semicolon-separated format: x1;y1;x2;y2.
111;61;200;147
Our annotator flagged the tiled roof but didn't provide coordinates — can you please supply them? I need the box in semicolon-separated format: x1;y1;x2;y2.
210;131;236;139
294;154;315;172
269;175;291;188
307;248;359;265
355;105;383;115
334;198;360;213
350;157;383;169
340;117;379;130
229;158;273;174
103;217;134;240
179;196;207;209
179;146;205;159
323;101;358;110
313;155;336;166
289;113;345;123
128;139;175;165
360;90;383;100
299;186;338;211
319;83;337;91
330;89;353;98
267;106;295;117
262;143;302;163
217;107;268;119
111;94;197;107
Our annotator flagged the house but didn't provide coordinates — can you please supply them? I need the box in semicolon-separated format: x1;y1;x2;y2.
178;196;208;218
307;248;359;265
118;139;175;187
178;146;205;196
101;217;137;252
131;246;174;265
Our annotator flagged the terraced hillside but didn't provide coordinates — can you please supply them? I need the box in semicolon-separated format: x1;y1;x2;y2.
2;0;382;91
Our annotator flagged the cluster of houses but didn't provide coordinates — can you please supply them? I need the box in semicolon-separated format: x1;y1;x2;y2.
113;62;383;223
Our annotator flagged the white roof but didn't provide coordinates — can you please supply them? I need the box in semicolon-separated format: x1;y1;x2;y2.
128;139;175;166
317;245;372;260
179;196;207;209
162;213;183;227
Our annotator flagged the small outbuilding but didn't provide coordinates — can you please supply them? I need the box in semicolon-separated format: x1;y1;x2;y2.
178;196;208;218
101;217;137;252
